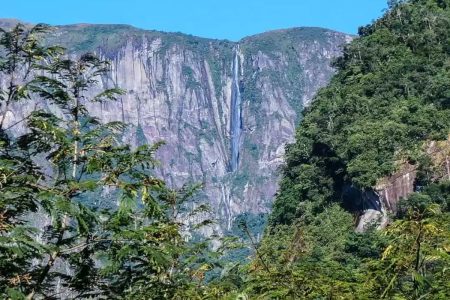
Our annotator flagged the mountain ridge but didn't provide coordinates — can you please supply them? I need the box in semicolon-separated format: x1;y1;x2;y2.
0;17;350;43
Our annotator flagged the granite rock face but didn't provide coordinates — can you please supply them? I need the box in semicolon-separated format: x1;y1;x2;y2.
0;20;352;234
356;164;417;232
356;138;450;232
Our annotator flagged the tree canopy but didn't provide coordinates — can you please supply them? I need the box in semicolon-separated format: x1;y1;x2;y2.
1;0;450;299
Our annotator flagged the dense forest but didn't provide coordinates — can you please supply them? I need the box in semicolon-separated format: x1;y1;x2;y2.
1;0;450;299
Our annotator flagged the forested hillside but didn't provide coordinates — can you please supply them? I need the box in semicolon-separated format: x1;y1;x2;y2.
230;0;450;298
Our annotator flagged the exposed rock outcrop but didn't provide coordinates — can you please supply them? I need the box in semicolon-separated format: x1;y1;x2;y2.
356;137;450;232
356;163;417;232
376;163;417;214
0;20;352;234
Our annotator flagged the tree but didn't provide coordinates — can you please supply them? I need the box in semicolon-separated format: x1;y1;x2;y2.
364;187;450;299
0;23;63;299
0;24;215;299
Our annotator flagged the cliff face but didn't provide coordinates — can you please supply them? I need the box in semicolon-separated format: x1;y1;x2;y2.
355;164;417;232
1;20;351;234
356;138;450;232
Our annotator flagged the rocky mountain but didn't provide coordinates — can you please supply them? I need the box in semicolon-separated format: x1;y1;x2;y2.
0;19;351;235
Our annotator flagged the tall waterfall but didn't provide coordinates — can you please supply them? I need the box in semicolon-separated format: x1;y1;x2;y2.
229;46;242;172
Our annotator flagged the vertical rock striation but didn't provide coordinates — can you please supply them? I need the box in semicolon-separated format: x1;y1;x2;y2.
229;45;242;172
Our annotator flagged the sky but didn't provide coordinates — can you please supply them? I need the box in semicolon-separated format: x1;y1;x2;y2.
1;0;388;41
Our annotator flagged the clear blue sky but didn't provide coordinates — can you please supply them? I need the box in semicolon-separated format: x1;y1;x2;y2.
2;0;388;41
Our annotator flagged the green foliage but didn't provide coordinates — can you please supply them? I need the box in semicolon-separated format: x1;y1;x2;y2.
0;24;219;299
241;27;333;58
182;65;200;90
0;23;61;298
234;205;362;299
271;0;450;226
217;0;450;299
3;1;450;298
45;24;140;54
363;186;450;298
221;186;449;299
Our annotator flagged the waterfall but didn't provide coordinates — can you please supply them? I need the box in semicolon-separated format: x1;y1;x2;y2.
229;46;242;172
